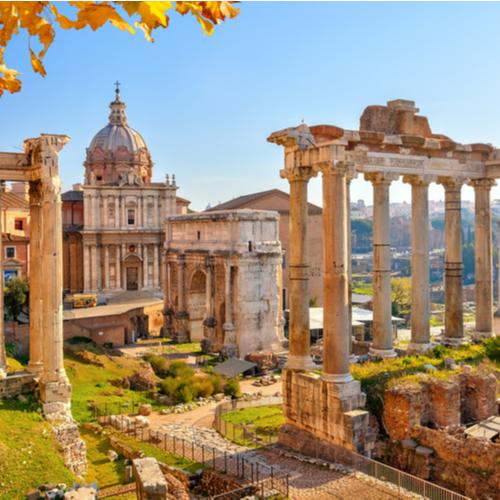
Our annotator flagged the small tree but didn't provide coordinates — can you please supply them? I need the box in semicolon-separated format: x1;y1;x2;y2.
391;277;411;317
4;277;29;322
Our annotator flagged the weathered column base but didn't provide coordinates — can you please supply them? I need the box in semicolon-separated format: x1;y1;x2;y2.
407;342;434;355
368;347;397;359
280;369;374;455
39;377;72;421
321;372;354;383
472;330;493;340
285;354;315;371
172;312;190;343
221;324;238;358
441;336;467;347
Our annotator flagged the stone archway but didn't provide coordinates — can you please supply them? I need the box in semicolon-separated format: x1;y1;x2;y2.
188;269;206;341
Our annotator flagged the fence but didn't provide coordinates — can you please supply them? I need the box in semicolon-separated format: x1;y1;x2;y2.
303;439;470;500
99;414;289;498
214;395;283;447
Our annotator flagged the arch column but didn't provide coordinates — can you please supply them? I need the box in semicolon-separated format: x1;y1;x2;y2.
281;166;316;371
143;244;149;288
365;172;398;358
438;176;466;344
174;253;189;341
404;175;434;353
115;244;122;289
320;162;352;381
470;178;495;338
223;260;236;353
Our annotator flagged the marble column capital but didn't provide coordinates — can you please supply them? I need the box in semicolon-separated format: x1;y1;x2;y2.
315;161;350;176
364;172;399;186
469;178;496;190
402;174;436;187
437;176;468;190
280;166;316;183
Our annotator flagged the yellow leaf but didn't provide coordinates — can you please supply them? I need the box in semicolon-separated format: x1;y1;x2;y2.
30;49;46;77
0;63;22;96
196;14;214;36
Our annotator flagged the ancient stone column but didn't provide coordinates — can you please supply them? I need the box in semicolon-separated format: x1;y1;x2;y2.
26;135;72;416
439;177;466;344
115;196;120;229
223;260;236;355
320;163;352;381
0;184;6;379
471;179;496;337
280;166;315;371
175;254;189;341
404;175;433;353
143;244;149;288
104;245;110;289
153;244;159;288
116;244;121;289
346;170;357;361
27;181;43;376
90;244;97;291
365;172;398;358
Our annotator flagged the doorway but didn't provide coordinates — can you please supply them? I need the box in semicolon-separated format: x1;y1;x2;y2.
126;267;139;290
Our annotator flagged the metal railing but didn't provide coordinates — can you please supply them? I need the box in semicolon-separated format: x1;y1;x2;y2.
301;439;470;500
214;395;283;447
99;414;290;498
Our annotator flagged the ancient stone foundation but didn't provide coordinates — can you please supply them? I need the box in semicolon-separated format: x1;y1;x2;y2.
280;369;375;455
52;422;88;477
133;457;169;500
0;372;36;398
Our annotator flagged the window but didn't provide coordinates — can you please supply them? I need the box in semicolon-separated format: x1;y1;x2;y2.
96;175;102;181
14;219;24;231
127;209;135;225
5;247;15;259
197;231;201;241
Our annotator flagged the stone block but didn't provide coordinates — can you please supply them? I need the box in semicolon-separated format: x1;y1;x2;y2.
415;445;433;457
133;457;168;500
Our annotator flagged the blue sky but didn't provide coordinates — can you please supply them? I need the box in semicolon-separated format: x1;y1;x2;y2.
3;1;500;210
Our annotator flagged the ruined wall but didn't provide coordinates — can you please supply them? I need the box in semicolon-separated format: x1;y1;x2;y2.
382;369;499;499
0;372;36;398
280;369;374;455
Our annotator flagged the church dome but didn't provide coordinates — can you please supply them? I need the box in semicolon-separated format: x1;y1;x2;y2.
84;86;153;185
88;87;148;155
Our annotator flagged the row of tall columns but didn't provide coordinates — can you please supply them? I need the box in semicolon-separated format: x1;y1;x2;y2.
84;243;162;291
284;161;496;372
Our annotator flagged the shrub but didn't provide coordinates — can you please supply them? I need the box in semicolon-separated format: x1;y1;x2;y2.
223;378;241;398
191;376;214;399
144;354;170;377
166;360;194;379
159;378;180;399
209;373;224;394
178;385;194;403
484;336;500;363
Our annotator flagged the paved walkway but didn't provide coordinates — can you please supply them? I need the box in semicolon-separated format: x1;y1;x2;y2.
149;423;412;500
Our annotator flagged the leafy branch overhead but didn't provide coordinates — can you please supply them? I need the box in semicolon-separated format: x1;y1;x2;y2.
0;1;239;95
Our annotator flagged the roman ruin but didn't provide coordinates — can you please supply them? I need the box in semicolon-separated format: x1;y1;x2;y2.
0;134;86;475
269;99;500;454
163;210;284;357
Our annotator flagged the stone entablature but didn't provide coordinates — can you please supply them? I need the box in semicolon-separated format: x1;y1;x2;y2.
164;210;284;357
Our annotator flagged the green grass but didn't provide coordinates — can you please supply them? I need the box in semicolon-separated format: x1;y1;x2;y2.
159;340;202;354
108;430;202;473
82;428;127;488
352;282;373;295
221;405;284;447
65;345;155;423
0;397;75;500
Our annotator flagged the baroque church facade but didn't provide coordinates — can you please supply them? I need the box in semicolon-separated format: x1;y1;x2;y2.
63;88;188;295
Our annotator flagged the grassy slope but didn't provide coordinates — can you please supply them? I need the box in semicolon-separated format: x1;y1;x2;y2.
0;398;75;500
65;348;154;423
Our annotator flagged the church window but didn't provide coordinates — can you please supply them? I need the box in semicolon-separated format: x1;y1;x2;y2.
5;247;15;258
14;219;24;230
127;208;136;225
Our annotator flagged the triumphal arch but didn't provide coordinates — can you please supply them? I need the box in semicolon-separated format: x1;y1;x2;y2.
0;135;72;419
269;99;500;454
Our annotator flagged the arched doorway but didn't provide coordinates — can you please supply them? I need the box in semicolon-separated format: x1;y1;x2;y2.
188;269;206;341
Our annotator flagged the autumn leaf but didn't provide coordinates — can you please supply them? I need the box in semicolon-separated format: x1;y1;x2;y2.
29;48;46;77
0;1;240;96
